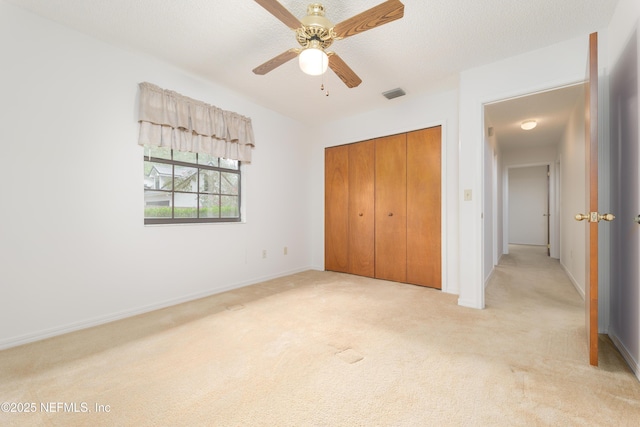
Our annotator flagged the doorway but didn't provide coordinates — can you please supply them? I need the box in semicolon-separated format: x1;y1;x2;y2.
484;83;584;271
507;165;549;248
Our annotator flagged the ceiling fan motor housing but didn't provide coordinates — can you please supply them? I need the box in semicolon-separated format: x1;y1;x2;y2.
297;3;334;49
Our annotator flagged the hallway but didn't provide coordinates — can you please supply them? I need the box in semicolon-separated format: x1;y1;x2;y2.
486;244;633;374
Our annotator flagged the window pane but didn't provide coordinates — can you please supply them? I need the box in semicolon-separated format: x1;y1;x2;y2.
221;172;239;195
173;150;197;164
199;170;220;194
198;153;218;167
199;195;220;218
220;158;238;170
144;161;173;190
143;150;240;224
147;146;171;160
144;191;172;218
221;196;239;218
174;166;198;192
174;193;198;218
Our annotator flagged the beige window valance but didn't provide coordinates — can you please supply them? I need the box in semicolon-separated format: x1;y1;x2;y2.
137;82;255;163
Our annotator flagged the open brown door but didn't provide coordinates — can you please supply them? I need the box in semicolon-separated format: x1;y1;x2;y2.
585;32;599;367
575;32;615;366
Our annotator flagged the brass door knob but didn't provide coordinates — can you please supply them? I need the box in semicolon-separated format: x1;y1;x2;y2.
575;212;615;222
388;212;393;217
635;215;640;224
599;213;615;222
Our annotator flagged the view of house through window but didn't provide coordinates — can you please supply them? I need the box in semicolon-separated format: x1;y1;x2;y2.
143;147;240;224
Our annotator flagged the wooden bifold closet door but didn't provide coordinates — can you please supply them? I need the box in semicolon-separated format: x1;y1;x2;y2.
324;126;441;289
348;140;375;277
406;127;441;288
324;145;349;273
374;134;407;283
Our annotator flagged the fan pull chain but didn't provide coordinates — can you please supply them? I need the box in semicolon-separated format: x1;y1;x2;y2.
320;83;329;96
320;68;329;97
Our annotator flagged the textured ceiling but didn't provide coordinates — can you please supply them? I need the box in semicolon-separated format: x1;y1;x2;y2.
7;0;617;127
485;84;585;151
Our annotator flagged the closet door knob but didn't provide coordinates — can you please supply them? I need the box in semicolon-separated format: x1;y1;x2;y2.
358;213;363;217
388;212;393;217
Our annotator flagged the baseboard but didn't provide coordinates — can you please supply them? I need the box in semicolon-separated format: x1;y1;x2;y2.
0;266;313;351
609;332;640;382
484;266;496;289
458;297;484;310
560;261;585;299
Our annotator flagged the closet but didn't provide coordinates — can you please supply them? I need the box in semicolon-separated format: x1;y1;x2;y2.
324;126;441;289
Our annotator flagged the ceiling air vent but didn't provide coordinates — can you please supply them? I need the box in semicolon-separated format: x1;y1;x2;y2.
382;88;406;100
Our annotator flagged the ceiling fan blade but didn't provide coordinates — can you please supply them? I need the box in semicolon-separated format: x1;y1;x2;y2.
328;53;362;88
333;0;404;40
254;0;301;30
252;49;299;75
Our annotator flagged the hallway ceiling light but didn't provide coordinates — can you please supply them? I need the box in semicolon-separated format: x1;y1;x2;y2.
521;120;537;130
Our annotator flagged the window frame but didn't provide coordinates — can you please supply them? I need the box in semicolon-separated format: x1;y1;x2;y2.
144;150;241;225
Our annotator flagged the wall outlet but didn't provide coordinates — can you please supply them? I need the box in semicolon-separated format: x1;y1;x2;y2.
262;249;267;259
284;246;288;255
464;189;472;201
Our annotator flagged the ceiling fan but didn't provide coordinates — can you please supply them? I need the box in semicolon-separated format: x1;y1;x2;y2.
252;0;405;88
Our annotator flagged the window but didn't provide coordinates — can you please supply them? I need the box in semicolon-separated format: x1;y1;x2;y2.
143;147;241;224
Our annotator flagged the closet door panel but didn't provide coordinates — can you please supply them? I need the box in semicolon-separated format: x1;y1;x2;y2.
407;127;442;288
375;134;407;282
348;141;375;277
325;145;349;273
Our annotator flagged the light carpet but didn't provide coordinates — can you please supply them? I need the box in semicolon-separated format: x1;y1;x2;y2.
1;245;639;426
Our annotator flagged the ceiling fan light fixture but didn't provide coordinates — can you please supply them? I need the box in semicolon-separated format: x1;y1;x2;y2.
299;44;328;76
521;120;537;130
253;0;405;87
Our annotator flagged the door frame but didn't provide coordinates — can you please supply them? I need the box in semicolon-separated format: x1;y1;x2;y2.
503;162;556;252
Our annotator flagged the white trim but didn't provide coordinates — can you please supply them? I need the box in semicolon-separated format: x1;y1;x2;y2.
484;265;496;289
561;261;585;299
440;121;451;294
609;333;640;382
0;266;313;351
471;78;587;310
493;151;499;266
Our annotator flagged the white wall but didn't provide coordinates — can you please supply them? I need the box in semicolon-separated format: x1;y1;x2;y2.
459;35;599;309
606;0;640;380
310;88;460;294
0;1;313;348
558;99;586;297
508;166;548;245
501;145;559;169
